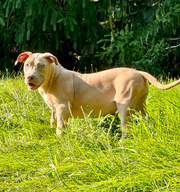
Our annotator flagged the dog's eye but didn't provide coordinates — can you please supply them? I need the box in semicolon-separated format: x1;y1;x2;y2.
25;63;29;68
37;63;44;68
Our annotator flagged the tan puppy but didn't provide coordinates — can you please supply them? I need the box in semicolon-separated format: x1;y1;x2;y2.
16;52;180;139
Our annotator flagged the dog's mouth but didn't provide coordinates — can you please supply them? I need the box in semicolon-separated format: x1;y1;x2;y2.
28;83;40;90
26;78;45;90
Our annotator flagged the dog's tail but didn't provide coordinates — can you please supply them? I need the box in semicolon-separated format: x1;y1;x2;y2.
140;71;180;90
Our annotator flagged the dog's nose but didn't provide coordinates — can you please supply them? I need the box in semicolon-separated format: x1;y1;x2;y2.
27;75;34;80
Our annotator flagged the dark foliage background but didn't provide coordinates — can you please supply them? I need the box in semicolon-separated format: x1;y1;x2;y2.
1;0;180;77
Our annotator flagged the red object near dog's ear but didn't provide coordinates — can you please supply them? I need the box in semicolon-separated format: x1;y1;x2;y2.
15;52;32;65
43;53;59;65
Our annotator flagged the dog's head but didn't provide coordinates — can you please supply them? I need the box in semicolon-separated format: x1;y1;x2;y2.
15;52;59;90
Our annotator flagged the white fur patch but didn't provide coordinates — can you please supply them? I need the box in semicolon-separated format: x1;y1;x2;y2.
43;93;56;112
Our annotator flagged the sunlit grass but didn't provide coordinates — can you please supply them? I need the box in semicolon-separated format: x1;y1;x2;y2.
0;75;180;191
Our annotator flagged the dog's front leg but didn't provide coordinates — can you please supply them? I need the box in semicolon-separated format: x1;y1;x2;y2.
50;111;57;128
56;103;70;136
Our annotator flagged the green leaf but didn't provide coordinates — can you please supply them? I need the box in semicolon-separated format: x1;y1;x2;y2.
27;21;31;40
72;18;77;25
26;1;32;17
69;17;74;32
51;12;57;26
51;12;57;31
16;0;21;9
57;18;64;23
82;0;86;8
43;12;49;31
0;17;5;26
27;30;31;41
73;41;77;50
5;1;10;18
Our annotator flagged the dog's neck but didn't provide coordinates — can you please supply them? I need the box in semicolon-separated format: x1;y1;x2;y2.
40;63;64;93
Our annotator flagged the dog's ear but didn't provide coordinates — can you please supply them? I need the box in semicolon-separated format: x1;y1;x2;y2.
43;53;59;65
15;52;32;65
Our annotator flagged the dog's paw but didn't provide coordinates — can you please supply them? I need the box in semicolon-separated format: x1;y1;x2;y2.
56;128;67;137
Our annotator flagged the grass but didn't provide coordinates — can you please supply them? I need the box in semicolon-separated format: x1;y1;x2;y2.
0;75;180;191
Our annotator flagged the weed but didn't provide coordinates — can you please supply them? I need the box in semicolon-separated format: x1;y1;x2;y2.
0;76;180;191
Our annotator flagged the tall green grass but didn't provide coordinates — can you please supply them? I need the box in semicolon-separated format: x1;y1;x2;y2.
0;75;180;191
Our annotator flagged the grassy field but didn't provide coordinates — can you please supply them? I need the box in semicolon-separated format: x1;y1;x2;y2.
0;75;180;192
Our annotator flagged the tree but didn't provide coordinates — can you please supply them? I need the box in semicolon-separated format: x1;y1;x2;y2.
1;0;180;76
1;0;106;72
97;0;180;76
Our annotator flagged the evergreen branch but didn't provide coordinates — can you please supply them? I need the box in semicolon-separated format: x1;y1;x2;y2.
169;37;180;41
165;44;180;50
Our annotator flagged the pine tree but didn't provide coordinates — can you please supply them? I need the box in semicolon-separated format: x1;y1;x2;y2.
97;0;180;76
1;0;180;76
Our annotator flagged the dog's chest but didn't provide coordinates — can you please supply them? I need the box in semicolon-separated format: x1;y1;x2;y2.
43;93;56;112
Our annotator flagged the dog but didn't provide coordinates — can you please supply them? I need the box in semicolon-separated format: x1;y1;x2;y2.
15;52;180;139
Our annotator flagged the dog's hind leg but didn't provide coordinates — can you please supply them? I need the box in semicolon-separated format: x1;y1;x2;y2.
116;100;136;139
135;94;148;115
